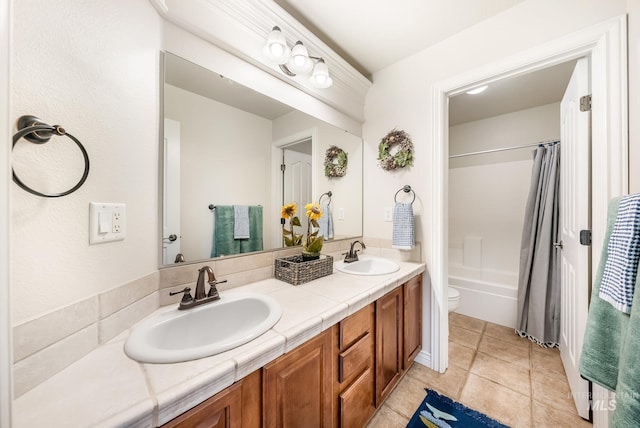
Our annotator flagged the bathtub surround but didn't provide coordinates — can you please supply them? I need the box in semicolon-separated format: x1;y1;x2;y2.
449;266;518;327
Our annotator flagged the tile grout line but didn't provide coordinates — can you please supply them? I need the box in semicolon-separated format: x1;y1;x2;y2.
456;319;485;402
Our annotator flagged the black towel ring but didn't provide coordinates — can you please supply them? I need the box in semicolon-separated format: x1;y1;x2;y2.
12;115;90;198
394;185;415;204
319;191;332;206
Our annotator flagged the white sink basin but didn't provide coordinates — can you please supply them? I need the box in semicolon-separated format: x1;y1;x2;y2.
336;256;400;276
124;292;282;363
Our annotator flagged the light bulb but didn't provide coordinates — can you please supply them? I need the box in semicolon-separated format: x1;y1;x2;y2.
270;43;284;57
310;59;333;88
293;53;306;67
263;26;290;64
287;41;312;74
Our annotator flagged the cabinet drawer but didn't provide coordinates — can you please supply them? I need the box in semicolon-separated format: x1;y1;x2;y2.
339;304;372;349
339;367;375;428
338;332;371;383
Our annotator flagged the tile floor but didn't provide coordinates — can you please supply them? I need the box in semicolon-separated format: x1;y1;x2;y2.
366;312;592;428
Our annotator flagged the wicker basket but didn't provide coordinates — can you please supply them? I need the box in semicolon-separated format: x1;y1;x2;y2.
274;254;334;286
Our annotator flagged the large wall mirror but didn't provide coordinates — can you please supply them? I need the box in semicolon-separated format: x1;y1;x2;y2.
160;52;363;267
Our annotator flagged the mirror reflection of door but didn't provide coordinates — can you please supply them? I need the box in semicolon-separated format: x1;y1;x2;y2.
282;138;312;246
163;118;181;264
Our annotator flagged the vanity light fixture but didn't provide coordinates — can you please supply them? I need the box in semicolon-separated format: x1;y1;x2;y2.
263;26;333;89
466;85;488;95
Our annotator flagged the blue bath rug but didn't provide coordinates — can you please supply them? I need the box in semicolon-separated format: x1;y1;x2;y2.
407;389;509;428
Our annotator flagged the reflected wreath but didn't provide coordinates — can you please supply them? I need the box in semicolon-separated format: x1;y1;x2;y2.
377;128;414;171
324;145;348;177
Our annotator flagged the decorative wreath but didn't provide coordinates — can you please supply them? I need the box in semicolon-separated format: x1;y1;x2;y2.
324;145;348;177
377;128;414;171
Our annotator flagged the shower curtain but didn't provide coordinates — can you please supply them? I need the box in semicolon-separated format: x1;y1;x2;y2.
516;143;561;347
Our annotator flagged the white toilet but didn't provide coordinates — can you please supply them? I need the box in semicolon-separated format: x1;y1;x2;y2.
448;287;460;313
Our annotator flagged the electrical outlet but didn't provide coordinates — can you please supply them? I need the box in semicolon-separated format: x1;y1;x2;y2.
90;203;126;244
112;210;122;233
384;207;393;222
338;208;345;220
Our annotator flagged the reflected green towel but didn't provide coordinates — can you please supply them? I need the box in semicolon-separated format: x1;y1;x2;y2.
579;196;640;426
239;206;263;254
211;205;263;258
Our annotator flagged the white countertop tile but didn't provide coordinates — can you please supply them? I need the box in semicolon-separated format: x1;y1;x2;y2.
13;338;153;428
12;259;425;427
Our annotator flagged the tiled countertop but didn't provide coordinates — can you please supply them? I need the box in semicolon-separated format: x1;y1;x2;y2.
13;259;425;428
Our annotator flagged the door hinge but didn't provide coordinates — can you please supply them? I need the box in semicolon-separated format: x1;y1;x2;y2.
580;230;592;246
280;164;286;172
580;95;592;112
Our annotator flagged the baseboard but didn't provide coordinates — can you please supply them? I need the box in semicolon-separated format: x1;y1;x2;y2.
414;350;431;369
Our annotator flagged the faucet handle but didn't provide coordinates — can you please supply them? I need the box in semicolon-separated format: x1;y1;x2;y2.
207;280;227;298
169;287;193;305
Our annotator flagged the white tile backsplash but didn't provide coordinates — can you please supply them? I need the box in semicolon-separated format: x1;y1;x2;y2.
99;271;158;318
99;291;159;344
13;324;99;398
13;296;98;362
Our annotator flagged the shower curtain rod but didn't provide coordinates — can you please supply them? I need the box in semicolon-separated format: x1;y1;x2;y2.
449;139;560;159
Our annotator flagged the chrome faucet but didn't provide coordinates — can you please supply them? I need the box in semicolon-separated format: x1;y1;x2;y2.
169;265;226;310
343;240;366;263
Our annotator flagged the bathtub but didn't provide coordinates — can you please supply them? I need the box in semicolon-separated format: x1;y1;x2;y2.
449;264;518;328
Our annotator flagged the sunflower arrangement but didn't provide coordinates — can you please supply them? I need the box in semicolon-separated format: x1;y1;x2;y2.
280;201;324;254
303;202;324;255
281;203;302;247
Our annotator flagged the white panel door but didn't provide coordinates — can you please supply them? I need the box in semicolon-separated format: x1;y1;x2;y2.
283;148;312;241
163;119;181;265
559;57;591;420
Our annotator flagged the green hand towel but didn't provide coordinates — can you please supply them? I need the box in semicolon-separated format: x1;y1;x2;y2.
612;264;640;425
579;197;625;391
211;205;263;258
239;206;263;254
579;196;640;426
211;206;240;258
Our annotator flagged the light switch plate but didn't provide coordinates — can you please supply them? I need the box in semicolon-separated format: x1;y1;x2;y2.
89;202;126;244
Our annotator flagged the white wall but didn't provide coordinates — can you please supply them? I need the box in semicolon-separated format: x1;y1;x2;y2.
164;84;273;261
363;0;628;355
629;0;640;193
449;103;560;274
0;0;10;421
10;0;162;324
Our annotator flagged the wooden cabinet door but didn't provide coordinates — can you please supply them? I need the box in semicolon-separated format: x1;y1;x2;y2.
375;287;403;406
161;370;260;428
263;331;332;427
339;367;375;428
403;274;422;369
162;381;242;428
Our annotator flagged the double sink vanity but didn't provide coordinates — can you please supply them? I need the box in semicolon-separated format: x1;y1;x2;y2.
14;254;425;427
